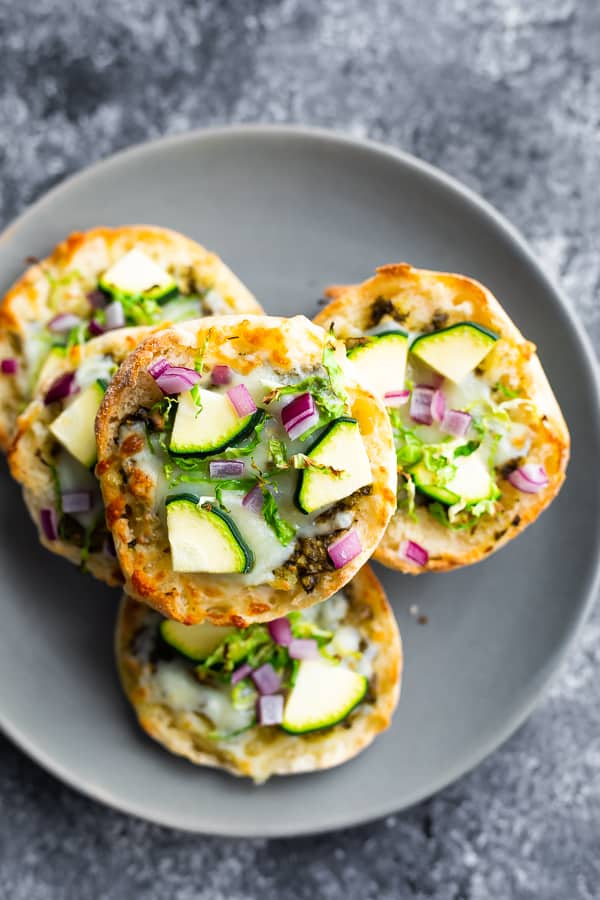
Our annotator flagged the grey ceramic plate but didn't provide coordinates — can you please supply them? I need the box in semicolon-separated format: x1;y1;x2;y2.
0;126;598;837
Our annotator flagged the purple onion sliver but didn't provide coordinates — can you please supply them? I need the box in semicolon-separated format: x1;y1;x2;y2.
88;319;105;337
431;388;446;423
401;539;429;567
242;484;264;513
251;663;281;695
268;617;292;646
441;409;472;437
327;528;362;569
44;371;79;406
154;364;202;395
87;289;108;310
147;357;170;379
104;300;125;330
384;389;410;407
61;490;94;514
227;383;257;417
508;464;549;494
211;365;232;386
281;393;315;428
286;408;320;441
0;358;18;375
231;662;253;685
409;385;435;425
40;507;58;541
288;638;319;660
48;313;83;334
257;693;284;726
209;459;245;478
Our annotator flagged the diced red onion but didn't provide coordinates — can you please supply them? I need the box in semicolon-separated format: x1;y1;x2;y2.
104;300;125;330
227;383;257;417
88;319;105;337
211;365;232;385
384;389;410;407
508;464;549;494
149;360;202;395
40;507;58;541
251;663;281;695
288;638;319;660
44;371;79;405
282;394;320;440
87;289;108;309
208;459;245;478
61;490;94;514
286;407;320;440
257;693;284;726
441;409;472;437
281;393;314;429
231;662;253;685
268;617;292;646
400;540;429;567
147;357;170;379
48;313;83;334
410;385;435;425
327;528;362;569
242;484;264;513
431;389;446;423
1;358;18;374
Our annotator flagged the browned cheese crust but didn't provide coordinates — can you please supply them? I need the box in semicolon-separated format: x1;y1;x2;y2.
0;225;263;450
96;315;397;623
115;564;402;782
315;263;570;573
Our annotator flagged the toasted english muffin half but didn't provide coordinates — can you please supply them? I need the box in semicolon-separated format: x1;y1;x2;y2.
116;564;402;783
0;225;263;451
96;315;397;624
7;327;168;586
315;264;569;573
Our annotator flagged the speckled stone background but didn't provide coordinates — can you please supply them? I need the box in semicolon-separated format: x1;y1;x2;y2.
0;0;599;897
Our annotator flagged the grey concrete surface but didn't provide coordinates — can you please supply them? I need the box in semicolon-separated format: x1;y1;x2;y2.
0;0;599;897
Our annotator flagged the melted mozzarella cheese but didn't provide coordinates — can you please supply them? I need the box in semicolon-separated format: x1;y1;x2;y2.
74;354;116;390
155;662;253;734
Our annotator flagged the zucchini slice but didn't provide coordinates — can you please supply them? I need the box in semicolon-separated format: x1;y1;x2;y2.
295;416;372;514
99;248;177;303
169;389;264;458
410;322;498;383
160;619;236;661
49;380;105;468
282;659;367;734
166;494;254;574
410;445;495;505
347;330;408;396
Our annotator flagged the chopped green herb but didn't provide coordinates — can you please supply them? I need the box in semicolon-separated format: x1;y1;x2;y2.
261;488;296;546
268;437;288;468
495;381;520;399
453;440;480;458
190;382;203;416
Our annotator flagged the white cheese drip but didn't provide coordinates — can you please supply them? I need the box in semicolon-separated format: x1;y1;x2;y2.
154;662;253;734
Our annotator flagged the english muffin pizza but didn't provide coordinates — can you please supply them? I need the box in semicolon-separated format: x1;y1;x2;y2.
315;264;569;572
0;225;262;450
8;327;160;585
116;565;402;783
96;315;397;624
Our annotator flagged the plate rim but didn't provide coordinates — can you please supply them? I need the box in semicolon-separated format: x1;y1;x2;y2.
1;123;599;838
